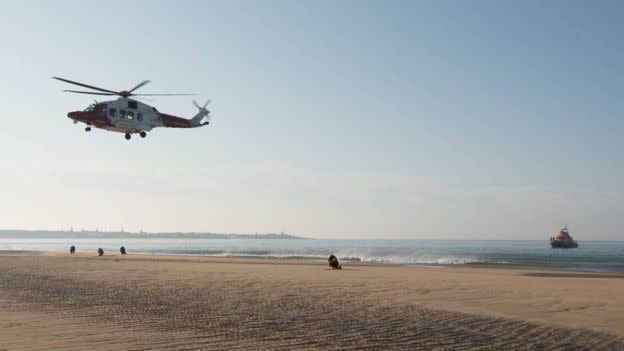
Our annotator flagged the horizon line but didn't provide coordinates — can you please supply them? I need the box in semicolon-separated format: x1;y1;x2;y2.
1;229;622;241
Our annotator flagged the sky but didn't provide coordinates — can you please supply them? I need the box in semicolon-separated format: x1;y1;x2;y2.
0;0;623;239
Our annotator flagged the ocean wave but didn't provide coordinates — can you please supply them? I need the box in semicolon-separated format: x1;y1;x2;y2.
144;250;500;265
356;256;480;265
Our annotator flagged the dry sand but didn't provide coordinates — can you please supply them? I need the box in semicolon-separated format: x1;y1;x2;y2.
1;254;623;350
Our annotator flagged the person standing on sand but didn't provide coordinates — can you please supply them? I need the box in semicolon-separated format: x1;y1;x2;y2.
98;248;104;256
70;245;75;255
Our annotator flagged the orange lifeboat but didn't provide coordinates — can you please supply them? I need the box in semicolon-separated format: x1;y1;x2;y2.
550;226;579;248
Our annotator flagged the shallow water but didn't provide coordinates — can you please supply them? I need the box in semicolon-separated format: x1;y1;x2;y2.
1;235;623;272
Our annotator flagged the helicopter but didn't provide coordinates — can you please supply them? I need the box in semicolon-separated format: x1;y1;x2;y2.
53;77;212;140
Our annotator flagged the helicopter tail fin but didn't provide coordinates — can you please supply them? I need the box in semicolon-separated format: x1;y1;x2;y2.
190;99;211;126
190;110;209;126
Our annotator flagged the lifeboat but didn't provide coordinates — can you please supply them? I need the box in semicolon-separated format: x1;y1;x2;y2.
550;226;579;248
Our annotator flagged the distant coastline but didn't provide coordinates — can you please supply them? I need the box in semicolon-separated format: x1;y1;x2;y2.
0;230;308;240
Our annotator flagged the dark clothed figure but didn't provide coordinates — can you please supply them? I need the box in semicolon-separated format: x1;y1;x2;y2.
328;254;342;270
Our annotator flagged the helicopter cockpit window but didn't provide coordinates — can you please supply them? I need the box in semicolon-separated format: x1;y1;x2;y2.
109;108;117;117
84;105;96;112
127;111;135;120
128;100;137;109
119;110;127;118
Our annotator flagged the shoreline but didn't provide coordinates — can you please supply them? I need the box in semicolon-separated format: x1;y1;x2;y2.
2;248;624;276
2;238;624;275
26;249;624;274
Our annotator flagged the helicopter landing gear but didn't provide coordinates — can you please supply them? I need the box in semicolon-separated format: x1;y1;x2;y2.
139;131;146;138
125;133;131;140
85;126;91;132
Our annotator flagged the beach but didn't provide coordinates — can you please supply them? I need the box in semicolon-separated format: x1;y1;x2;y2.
1;254;623;350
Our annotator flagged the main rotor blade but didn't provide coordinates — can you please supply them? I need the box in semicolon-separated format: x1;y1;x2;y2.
133;96;154;102
53;77;119;94
128;80;151;93
132;93;198;96
64;90;117;96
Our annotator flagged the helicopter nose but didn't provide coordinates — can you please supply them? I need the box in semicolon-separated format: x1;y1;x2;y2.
67;111;78;119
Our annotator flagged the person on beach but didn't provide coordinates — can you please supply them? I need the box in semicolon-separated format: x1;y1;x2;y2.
328;254;342;270
70;245;75;255
120;246;126;255
98;248;104;256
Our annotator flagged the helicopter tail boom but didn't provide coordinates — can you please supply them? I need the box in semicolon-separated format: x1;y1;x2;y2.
158;110;210;128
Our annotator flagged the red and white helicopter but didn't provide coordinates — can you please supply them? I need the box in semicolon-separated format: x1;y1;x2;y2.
54;77;211;140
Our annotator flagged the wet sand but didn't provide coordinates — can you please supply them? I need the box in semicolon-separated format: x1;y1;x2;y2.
1;254;623;350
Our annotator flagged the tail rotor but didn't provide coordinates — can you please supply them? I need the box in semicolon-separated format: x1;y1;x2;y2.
193;99;211;112
191;99;212;125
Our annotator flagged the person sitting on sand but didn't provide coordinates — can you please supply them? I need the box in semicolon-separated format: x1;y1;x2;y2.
70;245;76;255
328;254;342;270
98;247;104;256
120;246;126;255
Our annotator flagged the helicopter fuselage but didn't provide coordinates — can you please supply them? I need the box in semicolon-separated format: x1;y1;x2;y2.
67;98;208;137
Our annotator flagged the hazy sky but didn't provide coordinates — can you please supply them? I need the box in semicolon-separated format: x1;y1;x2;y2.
1;1;623;239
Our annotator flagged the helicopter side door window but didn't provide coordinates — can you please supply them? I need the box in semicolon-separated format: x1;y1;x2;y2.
128;100;137;109
127;111;135;120
137;113;143;121
119;110;127;119
109;108;117;117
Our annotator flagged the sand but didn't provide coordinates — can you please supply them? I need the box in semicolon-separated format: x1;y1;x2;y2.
1;254;623;350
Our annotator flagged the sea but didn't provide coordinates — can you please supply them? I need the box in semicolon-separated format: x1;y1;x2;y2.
1;234;624;273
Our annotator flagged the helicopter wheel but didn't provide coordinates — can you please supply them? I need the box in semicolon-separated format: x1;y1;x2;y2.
139;131;146;138
125;133;131;140
85;126;91;132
